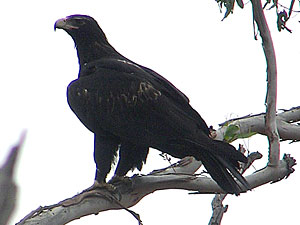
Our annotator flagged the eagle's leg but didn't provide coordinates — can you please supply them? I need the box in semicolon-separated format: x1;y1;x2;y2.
88;133;119;191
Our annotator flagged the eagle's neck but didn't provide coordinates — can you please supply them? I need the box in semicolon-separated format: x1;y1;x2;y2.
76;39;119;67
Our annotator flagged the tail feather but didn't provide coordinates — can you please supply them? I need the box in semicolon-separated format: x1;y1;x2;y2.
215;154;250;192
185;138;250;195
199;152;243;194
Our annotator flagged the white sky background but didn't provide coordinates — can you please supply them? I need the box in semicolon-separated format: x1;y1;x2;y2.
1;0;300;224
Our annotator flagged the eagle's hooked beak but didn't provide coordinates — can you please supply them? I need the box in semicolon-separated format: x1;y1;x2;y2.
54;17;79;31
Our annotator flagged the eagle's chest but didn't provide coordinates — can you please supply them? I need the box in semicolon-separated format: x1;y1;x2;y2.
66;78;142;133
67;80;100;132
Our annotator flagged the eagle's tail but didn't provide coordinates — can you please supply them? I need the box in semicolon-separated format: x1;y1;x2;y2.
187;138;250;195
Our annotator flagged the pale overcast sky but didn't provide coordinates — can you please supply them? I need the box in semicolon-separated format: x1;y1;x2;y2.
1;1;299;225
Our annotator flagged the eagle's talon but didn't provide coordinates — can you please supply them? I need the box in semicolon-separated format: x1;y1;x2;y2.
83;180;116;193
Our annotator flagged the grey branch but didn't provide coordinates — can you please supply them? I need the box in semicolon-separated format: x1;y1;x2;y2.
251;0;280;166
216;106;300;142
16;153;296;225
0;133;25;225
208;194;227;225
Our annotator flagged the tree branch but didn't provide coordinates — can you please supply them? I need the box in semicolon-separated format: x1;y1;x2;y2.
17;152;296;225
216;106;300;142
251;0;280;166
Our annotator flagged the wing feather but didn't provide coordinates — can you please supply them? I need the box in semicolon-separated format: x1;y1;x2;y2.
68;58;209;142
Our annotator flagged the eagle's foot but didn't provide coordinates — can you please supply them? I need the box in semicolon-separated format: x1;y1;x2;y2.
83;180;116;193
109;175;131;185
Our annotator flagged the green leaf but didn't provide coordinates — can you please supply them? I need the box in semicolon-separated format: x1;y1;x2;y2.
224;124;239;142
216;0;246;20
223;124;257;142
236;131;257;139
222;0;235;20
236;0;244;8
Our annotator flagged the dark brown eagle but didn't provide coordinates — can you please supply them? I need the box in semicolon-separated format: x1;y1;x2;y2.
55;14;249;195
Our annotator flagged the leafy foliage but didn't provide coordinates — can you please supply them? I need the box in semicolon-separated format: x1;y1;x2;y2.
215;0;298;32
